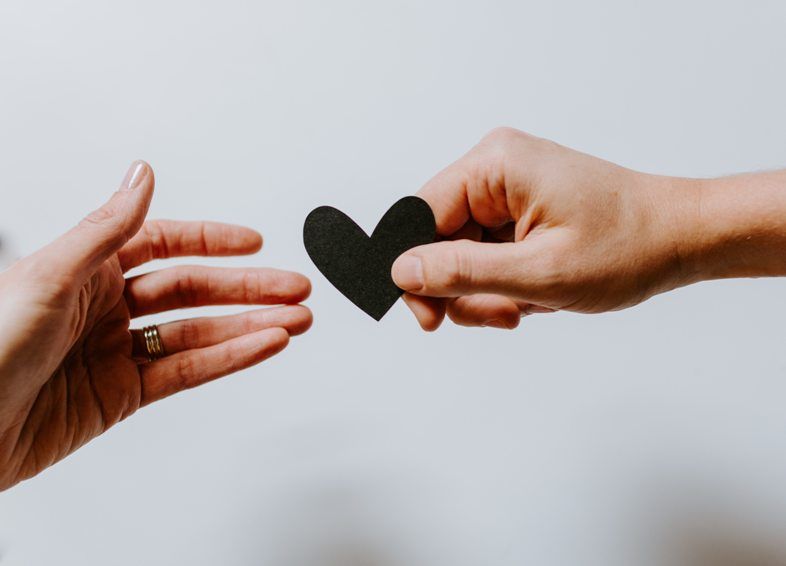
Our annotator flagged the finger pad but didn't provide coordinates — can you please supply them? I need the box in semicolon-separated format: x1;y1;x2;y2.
257;327;290;357
403;294;445;331
277;305;313;336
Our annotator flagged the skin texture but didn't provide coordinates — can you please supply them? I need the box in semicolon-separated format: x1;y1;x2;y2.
0;162;312;491
392;127;786;330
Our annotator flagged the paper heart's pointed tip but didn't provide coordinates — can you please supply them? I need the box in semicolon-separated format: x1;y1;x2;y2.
367;300;397;322
303;195;436;321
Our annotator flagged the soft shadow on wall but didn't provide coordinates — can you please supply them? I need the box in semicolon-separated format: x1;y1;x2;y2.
232;420;474;566
0;234;17;271
248;482;401;566
652;487;786;566
677;530;786;566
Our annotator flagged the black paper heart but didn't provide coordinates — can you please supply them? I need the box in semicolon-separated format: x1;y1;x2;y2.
303;196;436;321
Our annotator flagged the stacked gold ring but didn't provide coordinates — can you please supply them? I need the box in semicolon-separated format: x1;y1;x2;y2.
142;325;166;361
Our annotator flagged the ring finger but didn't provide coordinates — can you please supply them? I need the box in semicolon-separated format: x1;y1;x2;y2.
131;305;313;360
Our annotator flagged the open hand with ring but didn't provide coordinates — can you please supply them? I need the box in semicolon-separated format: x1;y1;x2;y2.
0;162;312;491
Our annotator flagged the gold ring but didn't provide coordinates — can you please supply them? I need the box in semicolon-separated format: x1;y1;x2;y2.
142;325;166;361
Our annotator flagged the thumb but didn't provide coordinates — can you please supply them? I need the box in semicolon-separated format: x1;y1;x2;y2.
392;239;529;298
41;161;155;282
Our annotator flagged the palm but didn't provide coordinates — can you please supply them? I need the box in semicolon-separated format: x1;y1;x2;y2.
19;259;139;479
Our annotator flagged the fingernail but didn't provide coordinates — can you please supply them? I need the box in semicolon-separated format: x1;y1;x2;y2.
121;161;148;191
392;255;424;291
521;305;556;316
484;318;517;330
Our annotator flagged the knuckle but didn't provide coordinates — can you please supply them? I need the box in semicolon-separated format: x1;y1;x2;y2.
241;313;257;335
225;344;244;372
80;197;136;246
445;304;469;326
481;127;530;154
214;341;242;374
483;126;521;144
81;205;118;228
529;245;565;287
455;249;475;288
198;222;211;255
174;270;200;306
481;127;549;160
439;243;473;290
143;221;169;259
241;271;260;303
476;127;529;177
531;137;563;160
180;319;201;349
176;355;196;387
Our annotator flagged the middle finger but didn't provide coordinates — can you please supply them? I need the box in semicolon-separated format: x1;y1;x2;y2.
125;266;311;318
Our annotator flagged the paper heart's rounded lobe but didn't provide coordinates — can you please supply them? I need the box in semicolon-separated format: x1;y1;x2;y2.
303;196;436;320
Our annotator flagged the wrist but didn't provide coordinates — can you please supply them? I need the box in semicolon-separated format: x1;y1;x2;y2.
670;171;786;283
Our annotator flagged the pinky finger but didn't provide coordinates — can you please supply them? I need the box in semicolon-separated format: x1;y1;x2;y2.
139;327;289;406
447;294;522;329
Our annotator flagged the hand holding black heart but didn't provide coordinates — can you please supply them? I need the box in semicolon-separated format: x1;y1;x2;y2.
303;196;436;320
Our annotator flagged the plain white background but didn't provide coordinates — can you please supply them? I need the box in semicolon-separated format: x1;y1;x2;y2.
2;1;786;564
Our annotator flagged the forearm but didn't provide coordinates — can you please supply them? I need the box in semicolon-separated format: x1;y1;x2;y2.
676;170;786;283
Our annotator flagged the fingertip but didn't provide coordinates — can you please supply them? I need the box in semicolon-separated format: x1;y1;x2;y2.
478;318;521;330
493;305;522;330
447;294;521;329
207;223;263;255
278;271;312;304
138;160;154;181
284;304;313;336
227;326;290;372
402;294;445;331
391;253;424;292
494;314;521;330
252;305;313;337
119;160;155;231
241;228;264;253
299;275;313;301
419;314;444;332
123;160;155;193
133;159;152;172
260;326;290;355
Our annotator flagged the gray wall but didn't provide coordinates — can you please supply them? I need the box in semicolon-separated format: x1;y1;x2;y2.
2;1;786;564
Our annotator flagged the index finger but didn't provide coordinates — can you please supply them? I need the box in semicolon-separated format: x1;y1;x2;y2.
417;132;514;236
118;220;263;272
